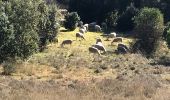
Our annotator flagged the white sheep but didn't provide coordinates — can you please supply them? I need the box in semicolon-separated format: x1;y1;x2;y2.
60;39;73;47
89;46;101;55
96;38;102;44
92;44;106;53
111;37;123;45
109;32;117;38
76;32;85;40
79;28;86;34
84;24;88;31
95;25;102;32
118;43;129;51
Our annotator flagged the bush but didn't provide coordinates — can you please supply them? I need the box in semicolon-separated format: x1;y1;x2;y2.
64;12;80;31
117;4;138;32
133;8;164;56
104;11;119;31
2;58;22;75
166;29;170;47
0;0;60;61
37;2;60;50
0;0;39;61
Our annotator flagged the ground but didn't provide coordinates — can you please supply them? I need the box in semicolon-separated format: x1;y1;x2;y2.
0;27;170;100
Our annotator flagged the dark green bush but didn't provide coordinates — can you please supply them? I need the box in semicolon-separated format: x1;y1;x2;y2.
37;2;60;50
166;29;170;47
64;12;80;31
0;0;60;61
104;11;118;31
133;8;164;56
117;4;138;32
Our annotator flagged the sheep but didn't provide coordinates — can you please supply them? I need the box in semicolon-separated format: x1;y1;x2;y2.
76;32;85;40
92;44;106;53
79;28;86;34
60;39;73;47
88;22;97;32
117;46;128;54
82;26;87;32
96;38;102;44
84;24;88;31
111;37;123;45
95;25;102;32
109;32;117;38
118;43;129;51
89;46;101;55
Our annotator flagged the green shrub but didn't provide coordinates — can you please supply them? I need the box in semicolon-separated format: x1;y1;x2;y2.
105;11;118;31
133;8;164;56
64;12;80;31
166;29;170;47
117;4;138;32
0;0;60;61
37;2;60;50
2;58;21;75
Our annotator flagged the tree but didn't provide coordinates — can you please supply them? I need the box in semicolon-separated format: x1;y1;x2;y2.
117;3;138;32
37;1;60;51
0;0;60;61
64;12;80;31
133;8;164;56
105;11;118;31
0;8;14;61
166;29;170;47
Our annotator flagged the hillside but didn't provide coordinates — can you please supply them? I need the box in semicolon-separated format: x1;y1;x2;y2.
0;28;170;100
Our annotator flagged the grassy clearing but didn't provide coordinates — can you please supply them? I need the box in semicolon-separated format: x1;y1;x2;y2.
1;27;132;80
1;27;170;100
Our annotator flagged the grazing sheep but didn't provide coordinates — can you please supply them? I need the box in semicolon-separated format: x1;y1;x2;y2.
96;38;102;44
84;24;88;31
88;22;96;32
77;21;83;28
92;44;106;53
95;25;102;32
117;46;128;54
60;39;73;47
76;32;85;40
82;26;87;32
109;32;117;38
111;37;123;45
118;43;129;51
79;28;86;34
89;46;101;55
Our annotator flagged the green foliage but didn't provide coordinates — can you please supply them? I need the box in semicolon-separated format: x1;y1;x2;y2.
64;12;80;31
37;2;60;49
105;11;118;31
2;59;17;75
0;0;60;61
117;4;138;32
166;29;170;47
133;8;164;56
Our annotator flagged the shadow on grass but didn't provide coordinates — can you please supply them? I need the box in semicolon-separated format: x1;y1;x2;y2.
60;29;72;32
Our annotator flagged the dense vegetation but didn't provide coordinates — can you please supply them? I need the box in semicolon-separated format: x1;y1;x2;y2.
132;8;164;56
0;0;59;62
66;0;170;32
64;12;80;31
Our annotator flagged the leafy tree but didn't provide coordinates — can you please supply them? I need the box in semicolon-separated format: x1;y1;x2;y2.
0;0;60;61
0;7;14;61
105;11;118;31
166;29;170;47
37;1;60;51
117;3;138;32
133;8;164;56
64;12;80;31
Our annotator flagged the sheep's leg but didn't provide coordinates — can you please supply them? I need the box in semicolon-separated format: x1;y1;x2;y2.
92;54;96;62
